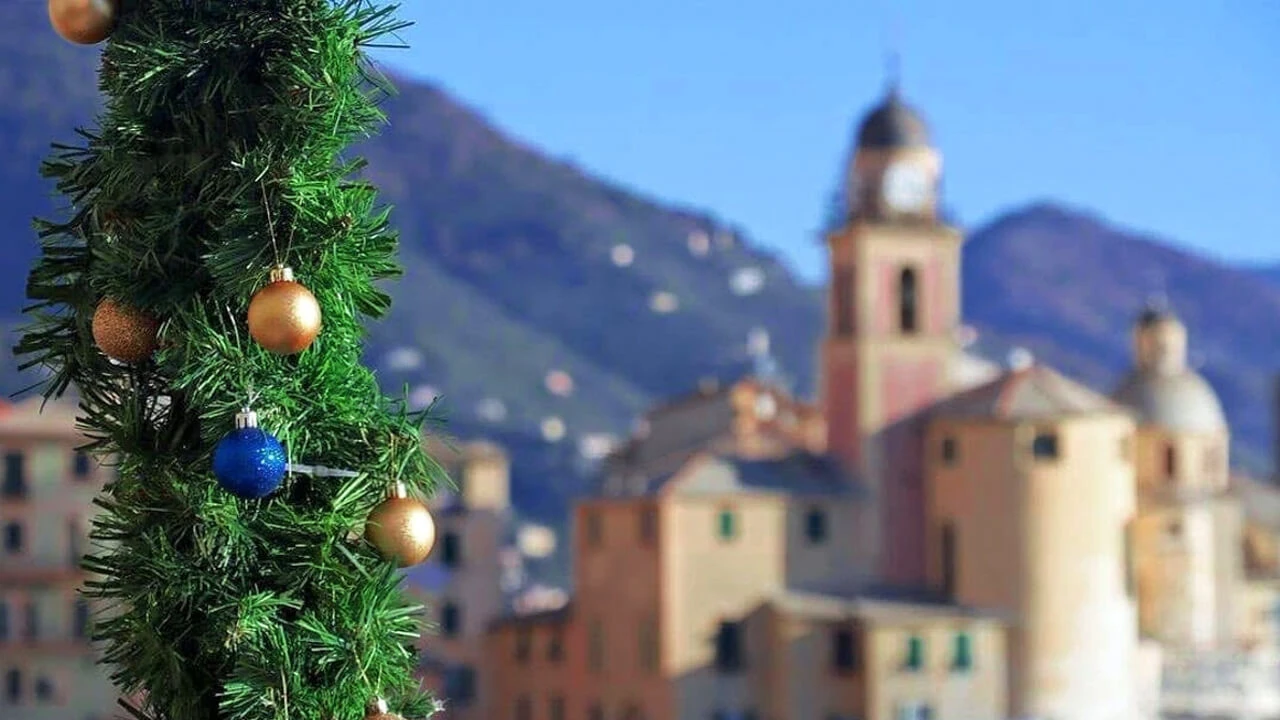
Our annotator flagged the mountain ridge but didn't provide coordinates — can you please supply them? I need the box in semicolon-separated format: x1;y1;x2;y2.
0;3;1276;543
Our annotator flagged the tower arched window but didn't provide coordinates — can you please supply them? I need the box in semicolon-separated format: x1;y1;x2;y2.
898;266;919;334
1164;443;1178;483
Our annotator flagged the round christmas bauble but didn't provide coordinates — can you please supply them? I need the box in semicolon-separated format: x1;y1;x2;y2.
48;0;117;45
365;698;405;720
247;266;322;355
92;298;159;364
212;410;287;499
365;483;436;567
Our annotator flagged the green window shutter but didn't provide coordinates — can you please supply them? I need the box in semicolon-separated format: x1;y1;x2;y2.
953;632;972;671
717;509;736;540
906;635;924;670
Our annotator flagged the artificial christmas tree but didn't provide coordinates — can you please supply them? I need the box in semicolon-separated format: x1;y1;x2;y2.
18;1;443;719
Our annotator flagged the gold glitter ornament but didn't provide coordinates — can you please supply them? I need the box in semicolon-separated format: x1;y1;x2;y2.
365;698;406;720
48;0;118;45
364;482;436;567
91;298;159;364
247;265;322;355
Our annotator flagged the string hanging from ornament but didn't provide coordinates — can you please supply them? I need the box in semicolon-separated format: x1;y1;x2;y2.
247;179;322;355
212;401;287;499
49;0;118;45
92;298;159;364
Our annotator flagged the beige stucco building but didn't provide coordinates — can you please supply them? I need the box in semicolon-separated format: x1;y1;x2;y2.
0;398;117;720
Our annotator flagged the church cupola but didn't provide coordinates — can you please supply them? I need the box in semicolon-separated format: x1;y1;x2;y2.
845;79;942;225
855;88;931;151
1133;299;1188;375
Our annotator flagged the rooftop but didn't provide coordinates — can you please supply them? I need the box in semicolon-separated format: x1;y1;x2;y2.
769;585;1011;623
601;449;864;500
930;363;1125;422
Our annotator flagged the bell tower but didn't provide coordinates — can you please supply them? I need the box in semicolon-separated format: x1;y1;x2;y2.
821;80;962;583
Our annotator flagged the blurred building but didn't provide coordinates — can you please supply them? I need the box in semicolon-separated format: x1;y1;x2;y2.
0;398;116;720
438;79;1280;720
411;438;557;720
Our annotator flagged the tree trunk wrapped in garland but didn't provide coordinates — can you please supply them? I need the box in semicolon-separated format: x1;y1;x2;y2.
20;2;444;719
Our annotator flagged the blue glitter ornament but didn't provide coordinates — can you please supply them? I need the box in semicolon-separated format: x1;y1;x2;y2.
212;408;287;499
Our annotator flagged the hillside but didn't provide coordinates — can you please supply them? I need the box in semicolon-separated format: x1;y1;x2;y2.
963;204;1280;472
0;2;1276;543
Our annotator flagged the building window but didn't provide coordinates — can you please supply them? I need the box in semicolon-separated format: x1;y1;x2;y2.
1031;431;1059;460
715;621;744;673
940;436;957;465
549;695;566;720
440;602;460;637
585;509;603;548
0;601;8;640
834;266;855;336
514;695;531;720
952;632;973;671
639;506;657;546
639;615;659;673
442;666;475;705
940;522;958;598
905;635;924;671
2;452;26;500
439;531;461;568
898;266;919;334
34;676;53;702
547;626;564;662
24;601;38;640
898;703;934;720
805;507;828;544
832;627;858;673
717;509;737;541
514;626;532;663
588;704;604;720
588;620;605;673
5;668;18;703
3;522;23;554
1164;443;1178;481
73;452;92;480
68;519;85;567
73;599;91;639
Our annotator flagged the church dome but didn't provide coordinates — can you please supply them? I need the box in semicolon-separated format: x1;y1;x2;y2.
855;89;930;150
1112;302;1225;434
1111;370;1227;434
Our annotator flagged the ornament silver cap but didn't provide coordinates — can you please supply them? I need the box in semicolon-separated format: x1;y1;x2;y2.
269;265;295;283
389;481;409;499
368;698;390;714
234;408;259;429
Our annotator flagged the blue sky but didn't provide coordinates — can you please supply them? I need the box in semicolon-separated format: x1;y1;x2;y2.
371;0;1279;282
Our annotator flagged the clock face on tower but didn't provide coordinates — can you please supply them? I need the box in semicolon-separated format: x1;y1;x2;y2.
882;161;932;213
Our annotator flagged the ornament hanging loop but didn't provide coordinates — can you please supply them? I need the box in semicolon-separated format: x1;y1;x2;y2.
259;177;284;267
